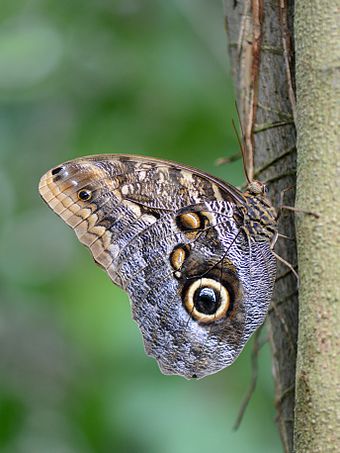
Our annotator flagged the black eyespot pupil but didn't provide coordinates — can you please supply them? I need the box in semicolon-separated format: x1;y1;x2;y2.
51;166;63;175
193;287;220;315
78;190;91;201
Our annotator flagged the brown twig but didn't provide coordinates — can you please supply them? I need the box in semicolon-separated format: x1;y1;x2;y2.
278;0;296;121
215;152;242;166
233;324;267;430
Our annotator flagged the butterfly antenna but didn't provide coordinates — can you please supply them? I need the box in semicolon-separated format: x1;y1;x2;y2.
232;118;251;184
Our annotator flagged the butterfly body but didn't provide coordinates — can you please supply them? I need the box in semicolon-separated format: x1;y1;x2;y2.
39;154;276;379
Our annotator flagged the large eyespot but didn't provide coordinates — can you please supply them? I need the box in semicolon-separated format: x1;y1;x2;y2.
77;189;92;201
183;278;230;323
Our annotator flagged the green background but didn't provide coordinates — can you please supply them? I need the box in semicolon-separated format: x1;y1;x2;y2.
0;1;280;451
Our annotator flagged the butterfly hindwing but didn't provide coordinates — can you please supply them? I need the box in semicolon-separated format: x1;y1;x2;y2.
39;154;276;378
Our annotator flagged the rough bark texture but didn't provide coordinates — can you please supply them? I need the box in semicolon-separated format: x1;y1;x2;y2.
294;1;340;452
224;1;297;451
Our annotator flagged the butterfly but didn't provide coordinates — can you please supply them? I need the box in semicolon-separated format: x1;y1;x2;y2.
39;154;277;379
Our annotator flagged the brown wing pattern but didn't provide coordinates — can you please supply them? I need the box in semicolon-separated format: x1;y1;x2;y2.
39;154;276;378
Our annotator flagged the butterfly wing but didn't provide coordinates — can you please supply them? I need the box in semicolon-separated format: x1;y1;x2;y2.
39;154;276;379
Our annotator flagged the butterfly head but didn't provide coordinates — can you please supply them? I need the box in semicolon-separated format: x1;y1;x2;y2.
245;180;268;196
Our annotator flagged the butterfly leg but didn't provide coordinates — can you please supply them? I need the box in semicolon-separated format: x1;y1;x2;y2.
279;205;320;218
270;231;299;282
271;249;299;283
272;184;319;282
276;185;319;220
277;232;295;241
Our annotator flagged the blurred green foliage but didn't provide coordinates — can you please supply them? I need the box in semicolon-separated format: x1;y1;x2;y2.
0;1;280;452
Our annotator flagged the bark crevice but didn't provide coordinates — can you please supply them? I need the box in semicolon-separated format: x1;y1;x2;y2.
224;1;297;451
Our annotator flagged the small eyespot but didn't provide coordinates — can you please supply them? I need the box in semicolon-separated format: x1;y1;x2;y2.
78;189;92;201
51;166;63;175
170;244;190;271
183;278;230;324
176;212;207;231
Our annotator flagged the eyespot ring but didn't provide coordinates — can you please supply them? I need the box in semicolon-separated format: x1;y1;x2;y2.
77;189;92;201
183;278;230;324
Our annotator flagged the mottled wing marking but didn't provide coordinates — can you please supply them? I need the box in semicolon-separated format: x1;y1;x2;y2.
39;154;276;379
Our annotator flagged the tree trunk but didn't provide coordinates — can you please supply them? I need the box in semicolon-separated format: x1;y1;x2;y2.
294;1;340;452
224;1;297;451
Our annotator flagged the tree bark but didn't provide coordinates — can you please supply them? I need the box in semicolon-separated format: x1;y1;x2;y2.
224;1;297;451
294;1;340;452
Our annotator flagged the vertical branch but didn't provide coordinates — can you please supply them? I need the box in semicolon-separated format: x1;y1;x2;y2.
224;1;297;451
294;1;340;451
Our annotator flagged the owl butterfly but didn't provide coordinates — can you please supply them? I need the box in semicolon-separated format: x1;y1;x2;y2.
39;154;277;379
